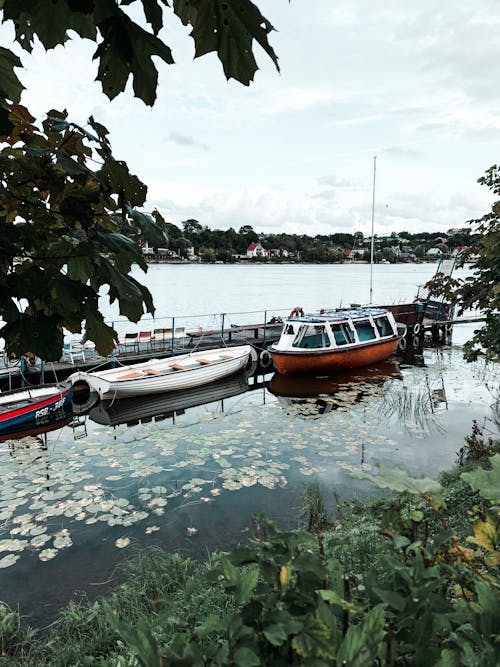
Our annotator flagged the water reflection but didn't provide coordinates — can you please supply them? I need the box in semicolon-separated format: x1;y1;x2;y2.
268;361;401;418
90;372;252;427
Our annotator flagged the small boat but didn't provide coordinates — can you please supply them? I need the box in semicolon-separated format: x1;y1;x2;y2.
269;307;405;375
67;345;252;403
0;383;73;437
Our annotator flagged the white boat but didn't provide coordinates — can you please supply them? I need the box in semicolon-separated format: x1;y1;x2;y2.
67;345;252;402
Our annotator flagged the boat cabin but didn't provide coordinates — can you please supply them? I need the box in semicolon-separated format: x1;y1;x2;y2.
275;308;398;352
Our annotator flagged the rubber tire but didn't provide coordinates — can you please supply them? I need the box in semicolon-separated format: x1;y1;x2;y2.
412;335;420;348
398;337;407;351
413;322;421;335
259;349;273;369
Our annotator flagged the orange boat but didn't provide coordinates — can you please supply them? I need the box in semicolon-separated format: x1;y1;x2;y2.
269;307;405;375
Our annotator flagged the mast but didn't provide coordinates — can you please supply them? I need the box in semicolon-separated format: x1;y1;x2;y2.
369;155;377;304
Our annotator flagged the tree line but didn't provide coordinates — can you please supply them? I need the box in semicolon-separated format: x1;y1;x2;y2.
145;215;476;263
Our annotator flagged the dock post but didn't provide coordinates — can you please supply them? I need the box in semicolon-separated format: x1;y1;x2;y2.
171;317;175;355
221;313;225;343
263;310;267;344
111;322;116;367
41;359;45;384
20;357;26;387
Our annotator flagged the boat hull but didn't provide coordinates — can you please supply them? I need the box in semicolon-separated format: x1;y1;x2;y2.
270;337;399;375
0;384;73;435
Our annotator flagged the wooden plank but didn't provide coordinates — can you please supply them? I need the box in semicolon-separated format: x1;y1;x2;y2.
117;371;143;380
169;363;187;371
196;358;214;365
219;353;234;359
143;369;161;375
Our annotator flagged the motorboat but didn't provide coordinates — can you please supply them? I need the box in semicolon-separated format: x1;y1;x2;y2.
67;345;252;404
269;307;405;374
0;383;73;437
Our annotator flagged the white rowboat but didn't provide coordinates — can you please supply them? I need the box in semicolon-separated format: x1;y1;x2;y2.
67;345;252;401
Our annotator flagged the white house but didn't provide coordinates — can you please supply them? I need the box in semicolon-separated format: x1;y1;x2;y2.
246;242;268;258
427;247;443;257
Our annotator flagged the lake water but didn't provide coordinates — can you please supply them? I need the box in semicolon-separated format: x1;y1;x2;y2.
106;262;465;336
0;263;497;628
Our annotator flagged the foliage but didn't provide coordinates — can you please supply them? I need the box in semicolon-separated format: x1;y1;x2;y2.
0;0;280;359
426;165;500;362
457;419;497;466
0;107;166;359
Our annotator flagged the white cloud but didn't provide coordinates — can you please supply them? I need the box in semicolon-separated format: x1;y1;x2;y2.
3;0;498;237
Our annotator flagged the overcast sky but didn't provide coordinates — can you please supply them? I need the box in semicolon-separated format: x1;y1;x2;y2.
8;0;500;236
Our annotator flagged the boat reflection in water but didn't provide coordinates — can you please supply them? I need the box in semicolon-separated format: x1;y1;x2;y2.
268;361;402;418
89;372;253;427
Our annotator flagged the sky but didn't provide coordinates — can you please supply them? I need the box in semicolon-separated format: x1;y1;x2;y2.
5;0;500;237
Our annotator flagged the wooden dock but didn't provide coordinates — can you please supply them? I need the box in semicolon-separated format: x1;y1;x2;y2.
0;320;284;389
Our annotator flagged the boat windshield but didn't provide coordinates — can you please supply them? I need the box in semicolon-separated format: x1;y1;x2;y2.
353;319;377;342
292;325;331;349
374;316;394;337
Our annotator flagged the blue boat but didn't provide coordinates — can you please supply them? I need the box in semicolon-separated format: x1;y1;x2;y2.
0;383;73;438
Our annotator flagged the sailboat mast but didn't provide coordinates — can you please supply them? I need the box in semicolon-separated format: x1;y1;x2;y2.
369;155;377;304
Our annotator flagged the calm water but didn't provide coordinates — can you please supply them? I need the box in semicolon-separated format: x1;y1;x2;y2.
105;262;461;335
0;263;497;627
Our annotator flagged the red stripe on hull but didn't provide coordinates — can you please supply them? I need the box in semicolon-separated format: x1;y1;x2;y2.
271;338;399;374
0;389;69;423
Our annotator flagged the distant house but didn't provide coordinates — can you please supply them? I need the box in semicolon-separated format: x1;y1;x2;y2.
427;247;443;257
246;242;268;258
142;242;155;259
268;248;281;258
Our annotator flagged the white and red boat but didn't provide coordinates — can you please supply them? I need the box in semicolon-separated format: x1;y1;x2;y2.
269;307;405;375
0;383;72;438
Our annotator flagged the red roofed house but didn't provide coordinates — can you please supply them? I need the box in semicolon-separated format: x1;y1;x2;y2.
246;242;268;258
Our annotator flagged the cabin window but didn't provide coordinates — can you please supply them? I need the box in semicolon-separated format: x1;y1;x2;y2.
292;325;331;349
330;323;355;345
374;316;393;337
354;320;376;341
285;324;295;335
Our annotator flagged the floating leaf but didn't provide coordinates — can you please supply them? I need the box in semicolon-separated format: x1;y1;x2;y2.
115;537;131;549
0;554;20;569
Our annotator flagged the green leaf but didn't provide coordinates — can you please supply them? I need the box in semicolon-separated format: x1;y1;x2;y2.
233;646;260;667
141;0;164;35
93;8;174;105
336;604;386;667
293;551;327;581
319;590;358;613
291;614;335;660
174;0;279;85
262;623;288;647
0;47;24;103
103;601;161;667
352;464;442;495
237;566;259;605
461;454;500;503
371;586;406;612
126;205;168;247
